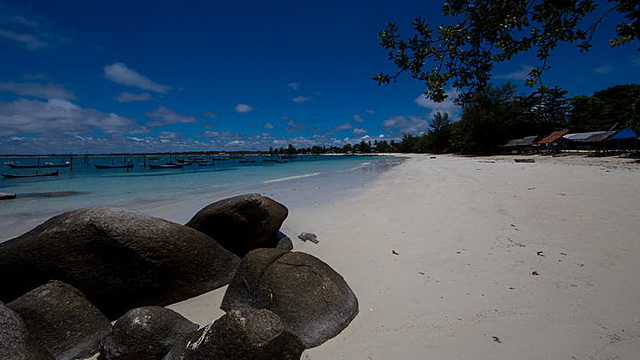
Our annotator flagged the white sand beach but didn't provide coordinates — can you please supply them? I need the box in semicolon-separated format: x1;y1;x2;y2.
168;154;640;359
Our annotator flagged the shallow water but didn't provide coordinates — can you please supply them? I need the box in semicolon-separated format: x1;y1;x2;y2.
0;154;402;241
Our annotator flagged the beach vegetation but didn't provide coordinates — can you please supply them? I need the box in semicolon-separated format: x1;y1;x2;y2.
374;0;639;105
388;82;638;154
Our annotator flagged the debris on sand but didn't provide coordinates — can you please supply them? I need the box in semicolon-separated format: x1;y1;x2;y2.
298;232;319;244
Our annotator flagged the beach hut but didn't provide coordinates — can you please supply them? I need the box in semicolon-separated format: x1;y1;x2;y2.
562;131;617;154
502;135;539;154
535;130;570;153
607;128;639;154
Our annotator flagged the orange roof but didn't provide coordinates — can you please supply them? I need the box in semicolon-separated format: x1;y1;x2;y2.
536;130;569;144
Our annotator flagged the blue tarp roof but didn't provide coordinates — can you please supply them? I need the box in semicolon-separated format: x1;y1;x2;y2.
609;128;638;140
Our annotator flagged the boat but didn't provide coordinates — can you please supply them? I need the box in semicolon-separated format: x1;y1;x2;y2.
8;163;70;169
148;163;184;169
2;170;59;178
188;156;208;163
95;163;134;169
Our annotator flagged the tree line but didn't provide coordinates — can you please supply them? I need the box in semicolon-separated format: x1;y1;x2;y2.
274;83;639;155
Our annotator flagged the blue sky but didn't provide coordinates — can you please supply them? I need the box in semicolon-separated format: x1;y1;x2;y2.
0;0;638;154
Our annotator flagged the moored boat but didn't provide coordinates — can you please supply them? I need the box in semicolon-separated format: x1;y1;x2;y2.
2;170;59;178
95;163;134;169
8;163;70;169
148;163;184;169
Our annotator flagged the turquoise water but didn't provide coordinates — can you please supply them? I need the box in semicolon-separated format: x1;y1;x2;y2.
0;154;402;241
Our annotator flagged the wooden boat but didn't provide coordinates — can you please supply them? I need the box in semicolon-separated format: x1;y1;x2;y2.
2;170;59;178
188;157;208;163
95;163;133;169
8;163;70;169
148;163;184;169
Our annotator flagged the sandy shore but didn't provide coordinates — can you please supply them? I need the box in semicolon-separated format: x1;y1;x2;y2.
169;153;640;359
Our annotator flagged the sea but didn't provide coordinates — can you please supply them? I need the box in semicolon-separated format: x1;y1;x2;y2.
0;154;402;241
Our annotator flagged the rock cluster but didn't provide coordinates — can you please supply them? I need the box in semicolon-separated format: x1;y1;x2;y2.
0;194;358;359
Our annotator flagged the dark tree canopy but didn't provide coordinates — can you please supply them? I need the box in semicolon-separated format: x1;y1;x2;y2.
569;83;640;131
374;0;640;103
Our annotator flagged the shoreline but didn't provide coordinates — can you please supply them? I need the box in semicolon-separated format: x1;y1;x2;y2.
0;155;401;242
282;154;640;358
163;153;640;358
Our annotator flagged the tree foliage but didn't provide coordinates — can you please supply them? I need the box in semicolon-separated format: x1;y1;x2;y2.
568;84;640;131
374;0;640;103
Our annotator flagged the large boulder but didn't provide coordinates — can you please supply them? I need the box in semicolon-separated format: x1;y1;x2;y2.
0;207;241;319
185;194;289;256
7;280;111;360
165;309;304;360
99;306;198;360
0;302;53;360
221;249;358;348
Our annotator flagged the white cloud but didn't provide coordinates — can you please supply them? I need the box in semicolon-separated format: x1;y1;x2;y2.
324;123;353;136
415;88;461;119
104;63;171;93
203;112;218;118
0;98;143;136
0;29;47;50
365;109;375;114
199;130;244;140
495;65;534;80
0;81;76;100
353;128;368;135
145;106;197;126
292;96;312;103
264;122;274;129
334;123;353;131
286;119;311;133
353;114;364;122
0;5;65;50
286;82;299;90
594;65;615;74
201;131;219;138
382;115;429;135
114;91;152;103
235;103;254;113
158;131;180;140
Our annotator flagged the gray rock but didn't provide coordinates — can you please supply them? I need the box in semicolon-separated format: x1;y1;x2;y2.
7;280;111;360
0;207;240;319
0;302;53;360
275;232;294;251
186;194;288;256
165;309;304;360
221;249;358;348
297;232;319;244
99;306;198;360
